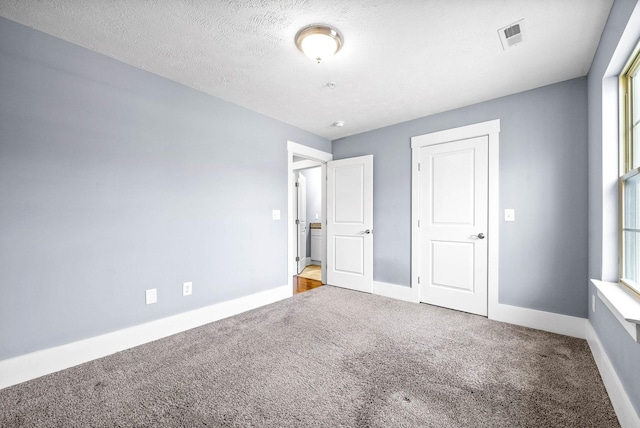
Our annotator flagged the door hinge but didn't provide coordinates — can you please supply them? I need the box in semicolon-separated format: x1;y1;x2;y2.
418;219;420;228
417;276;420;284
418;162;421;172
295;219;300;225
296;256;300;262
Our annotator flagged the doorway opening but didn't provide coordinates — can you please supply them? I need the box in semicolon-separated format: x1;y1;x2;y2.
287;141;332;295
294;166;323;294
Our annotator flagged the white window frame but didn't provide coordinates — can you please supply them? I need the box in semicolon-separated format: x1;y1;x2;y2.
620;44;640;296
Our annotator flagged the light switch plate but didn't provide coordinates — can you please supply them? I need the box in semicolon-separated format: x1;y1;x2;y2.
504;209;515;222
272;209;281;220
146;288;157;305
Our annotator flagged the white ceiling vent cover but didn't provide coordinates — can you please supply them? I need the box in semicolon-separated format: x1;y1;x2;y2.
498;20;525;50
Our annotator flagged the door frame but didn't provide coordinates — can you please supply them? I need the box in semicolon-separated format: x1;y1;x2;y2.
410;119;500;317
287;141;332;294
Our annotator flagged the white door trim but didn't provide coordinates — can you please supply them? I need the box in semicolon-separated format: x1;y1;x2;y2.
411;119;500;317
287;141;332;292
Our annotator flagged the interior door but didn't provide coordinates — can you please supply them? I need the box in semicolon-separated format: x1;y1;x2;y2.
327;155;373;293
419;136;488;316
297;172;307;274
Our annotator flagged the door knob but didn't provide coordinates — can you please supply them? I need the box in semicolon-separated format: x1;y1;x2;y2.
362;229;372;234
474;233;485;239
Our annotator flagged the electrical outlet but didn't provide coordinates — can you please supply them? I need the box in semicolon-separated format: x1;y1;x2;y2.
592;295;596;313
183;281;192;296
272;209;281;220
146;288;157;305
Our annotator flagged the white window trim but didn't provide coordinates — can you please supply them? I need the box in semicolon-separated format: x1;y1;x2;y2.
599;39;640;343
592;279;640;343
619;49;640;296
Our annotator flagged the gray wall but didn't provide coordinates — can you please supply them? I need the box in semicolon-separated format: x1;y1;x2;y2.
587;0;640;415
0;17;329;360
333;77;589;318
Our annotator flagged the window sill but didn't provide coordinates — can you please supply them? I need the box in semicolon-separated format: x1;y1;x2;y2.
591;279;640;343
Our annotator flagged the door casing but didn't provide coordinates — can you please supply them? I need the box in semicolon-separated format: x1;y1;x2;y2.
411;120;500;317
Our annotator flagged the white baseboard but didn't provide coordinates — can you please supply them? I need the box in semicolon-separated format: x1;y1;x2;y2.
372;282;586;339
0;285;291;390
373;281;418;303
489;303;587;339
587;321;640;428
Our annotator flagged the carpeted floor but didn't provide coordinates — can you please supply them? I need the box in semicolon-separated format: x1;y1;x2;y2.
0;286;618;427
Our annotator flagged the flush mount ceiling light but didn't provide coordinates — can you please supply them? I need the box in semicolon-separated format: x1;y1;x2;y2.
295;24;343;63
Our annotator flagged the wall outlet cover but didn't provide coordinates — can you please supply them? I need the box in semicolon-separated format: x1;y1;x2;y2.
272;209;281;220
183;281;193;296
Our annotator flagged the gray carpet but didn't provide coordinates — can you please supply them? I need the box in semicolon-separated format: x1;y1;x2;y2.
0;286;618;427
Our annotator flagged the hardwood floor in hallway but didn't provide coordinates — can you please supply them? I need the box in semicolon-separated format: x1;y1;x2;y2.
293;265;323;294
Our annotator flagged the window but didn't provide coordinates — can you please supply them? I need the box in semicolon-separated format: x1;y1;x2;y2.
620;46;640;295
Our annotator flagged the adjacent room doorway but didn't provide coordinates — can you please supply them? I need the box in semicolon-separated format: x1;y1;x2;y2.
295;171;307;274
287;142;331;295
293;166;323;294
287;142;375;296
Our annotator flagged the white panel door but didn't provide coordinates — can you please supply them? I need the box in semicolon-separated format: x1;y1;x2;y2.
296;172;307;273
327;155;373;293
419;136;488;315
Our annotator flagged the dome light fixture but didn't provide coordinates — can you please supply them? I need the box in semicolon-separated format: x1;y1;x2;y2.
295;24;343;63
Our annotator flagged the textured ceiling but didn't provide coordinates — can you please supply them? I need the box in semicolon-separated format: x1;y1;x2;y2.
0;0;613;140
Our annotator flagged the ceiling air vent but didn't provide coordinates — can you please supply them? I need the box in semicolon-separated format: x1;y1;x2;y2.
498;20;524;50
